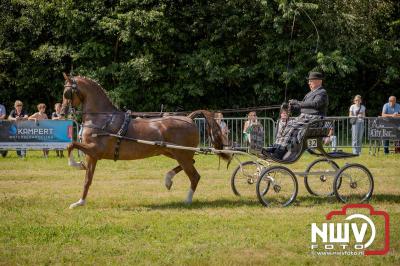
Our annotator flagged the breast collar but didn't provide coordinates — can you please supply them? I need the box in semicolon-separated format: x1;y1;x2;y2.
82;111;132;161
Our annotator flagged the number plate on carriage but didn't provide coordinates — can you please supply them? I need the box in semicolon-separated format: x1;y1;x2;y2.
307;138;317;148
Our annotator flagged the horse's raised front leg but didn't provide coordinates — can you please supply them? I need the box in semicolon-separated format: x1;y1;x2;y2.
67;142;96;170
69;155;98;209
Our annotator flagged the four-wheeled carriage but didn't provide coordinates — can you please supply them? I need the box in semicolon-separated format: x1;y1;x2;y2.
230;119;374;207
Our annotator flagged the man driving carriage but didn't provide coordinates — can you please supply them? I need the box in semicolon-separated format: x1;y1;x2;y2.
262;71;329;160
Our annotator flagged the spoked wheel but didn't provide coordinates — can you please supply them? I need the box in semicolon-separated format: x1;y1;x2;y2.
333;163;374;203
231;161;264;197
256;166;298;207
304;158;340;197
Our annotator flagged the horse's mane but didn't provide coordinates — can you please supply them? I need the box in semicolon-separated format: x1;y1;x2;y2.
76;76;117;109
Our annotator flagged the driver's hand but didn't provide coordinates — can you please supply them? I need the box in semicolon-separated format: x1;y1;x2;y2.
288;99;301;115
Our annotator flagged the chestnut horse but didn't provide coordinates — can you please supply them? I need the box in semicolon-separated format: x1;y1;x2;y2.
61;74;230;209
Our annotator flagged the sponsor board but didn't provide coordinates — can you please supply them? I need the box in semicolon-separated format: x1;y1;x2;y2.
0;120;74;149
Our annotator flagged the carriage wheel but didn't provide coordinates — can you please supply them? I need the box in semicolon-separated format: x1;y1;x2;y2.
333;164;374;203
256;166;298;207
304;158;340;197
231;161;264;197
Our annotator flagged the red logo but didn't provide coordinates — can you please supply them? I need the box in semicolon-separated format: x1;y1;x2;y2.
67;125;73;139
311;204;390;256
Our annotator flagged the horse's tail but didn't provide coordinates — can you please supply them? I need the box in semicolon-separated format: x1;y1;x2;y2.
187;110;232;161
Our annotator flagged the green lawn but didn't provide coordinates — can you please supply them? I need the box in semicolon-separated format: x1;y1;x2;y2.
0;151;399;265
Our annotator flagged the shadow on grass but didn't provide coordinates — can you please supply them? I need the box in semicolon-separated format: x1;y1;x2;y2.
141;193;400;210
295;193;400;206
370;193;400;204
294;195;337;206
143;198;260;210
121;194;400;211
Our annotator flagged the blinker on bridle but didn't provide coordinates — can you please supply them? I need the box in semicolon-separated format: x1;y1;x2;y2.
63;76;82;116
63;77;78;100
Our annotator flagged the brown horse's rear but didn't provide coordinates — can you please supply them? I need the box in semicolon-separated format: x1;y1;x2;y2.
187;110;231;161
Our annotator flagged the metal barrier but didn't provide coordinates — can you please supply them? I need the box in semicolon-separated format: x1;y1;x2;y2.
2;116;396;154
195;116;400;154
194;117;276;148
327;116;397;153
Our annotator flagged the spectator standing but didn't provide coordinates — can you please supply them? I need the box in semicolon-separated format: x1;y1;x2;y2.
243;111;259;144
275;108;289;143
8;100;29;158
29;103;49;158
381;96;400;154
323;127;337;152
51;103;63;120
349;95;366;155
0;103;5;120
0;103;7;157
51;103;64;157
214;112;229;138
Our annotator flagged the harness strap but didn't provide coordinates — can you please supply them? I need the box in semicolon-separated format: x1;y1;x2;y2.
114;111;132;161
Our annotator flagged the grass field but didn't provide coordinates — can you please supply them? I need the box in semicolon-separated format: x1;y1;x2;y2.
0;150;399;265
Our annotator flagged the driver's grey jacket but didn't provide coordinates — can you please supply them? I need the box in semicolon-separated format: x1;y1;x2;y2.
299;86;328;116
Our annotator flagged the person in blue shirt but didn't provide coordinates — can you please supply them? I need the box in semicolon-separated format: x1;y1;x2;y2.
381;96;400;154
0;103;7;157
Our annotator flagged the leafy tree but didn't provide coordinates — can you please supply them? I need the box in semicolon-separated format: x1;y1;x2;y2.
0;0;399;116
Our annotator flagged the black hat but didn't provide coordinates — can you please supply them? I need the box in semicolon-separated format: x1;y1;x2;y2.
306;71;324;80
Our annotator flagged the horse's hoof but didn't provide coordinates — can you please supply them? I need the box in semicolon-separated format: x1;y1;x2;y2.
164;172;174;190
184;189;194;205
79;162;87;170
165;180;173;190
69;199;86;209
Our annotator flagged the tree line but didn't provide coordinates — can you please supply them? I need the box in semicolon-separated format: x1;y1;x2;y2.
0;0;399;117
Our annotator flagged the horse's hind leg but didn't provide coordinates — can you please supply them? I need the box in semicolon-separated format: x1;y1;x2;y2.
69;155;98;209
165;165;182;190
176;156;200;204
163;153;195;190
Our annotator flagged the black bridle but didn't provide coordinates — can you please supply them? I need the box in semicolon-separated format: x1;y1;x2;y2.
63;76;83;101
62;76;84;117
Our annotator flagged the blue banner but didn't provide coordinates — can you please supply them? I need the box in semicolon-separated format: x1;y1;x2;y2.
0;120;74;149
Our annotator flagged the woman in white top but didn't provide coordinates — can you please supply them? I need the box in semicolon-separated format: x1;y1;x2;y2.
349;95;366;155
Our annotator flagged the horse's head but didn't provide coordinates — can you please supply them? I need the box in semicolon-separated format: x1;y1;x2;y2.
61;73;84;116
